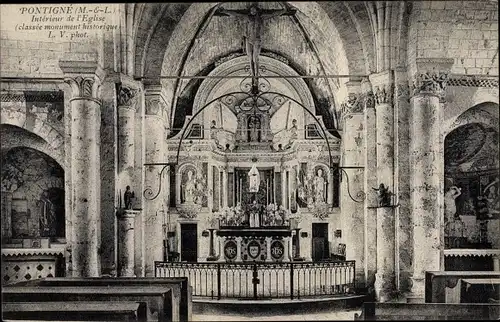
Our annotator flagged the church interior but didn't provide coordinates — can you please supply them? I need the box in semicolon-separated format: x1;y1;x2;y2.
1;1;499;320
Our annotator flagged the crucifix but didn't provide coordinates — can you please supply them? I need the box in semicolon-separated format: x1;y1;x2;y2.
215;5;297;91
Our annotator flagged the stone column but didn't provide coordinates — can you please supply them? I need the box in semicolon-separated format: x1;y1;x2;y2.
118;210;138;277
327;171;334;206
493;254;500;271
60;61;105;277
236;237;242;262
222;167;228;208
370;71;396;301
394;68;413;293
290;166;297;211
339;81;365;285
281;166;287;208
362;78;378;289
266;237;272;262
117;81;140;184
409;59;452;298
207;164;213;213
143;88;168;276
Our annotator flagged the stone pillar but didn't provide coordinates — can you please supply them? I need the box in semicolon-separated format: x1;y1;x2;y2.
370;71;396;301
394;68;413;293
236;237;242;262
283;237;290;262
409;59;452;298
266;237;272;262
207;164;213;213
117;81;140;183
281;166;287;208
290;167;297;210
327;171;334;206
362;78;378;289
493;254;500;272
339;81;365;285
222;167;228;208
60;61;105;277
118;210;138;277
143;88;168;276
374;208;395;301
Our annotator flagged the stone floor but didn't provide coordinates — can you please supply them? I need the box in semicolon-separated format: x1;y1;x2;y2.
192;309;362;321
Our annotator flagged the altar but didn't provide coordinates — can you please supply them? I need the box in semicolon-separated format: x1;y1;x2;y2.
217;227;292;262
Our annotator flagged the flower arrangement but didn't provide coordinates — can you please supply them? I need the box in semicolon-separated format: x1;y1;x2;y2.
219;204;245;226
262;203;290;226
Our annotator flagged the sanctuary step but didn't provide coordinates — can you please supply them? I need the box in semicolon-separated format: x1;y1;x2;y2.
15;277;191;322
354;302;500;320
2;285;173;322
2;301;147;321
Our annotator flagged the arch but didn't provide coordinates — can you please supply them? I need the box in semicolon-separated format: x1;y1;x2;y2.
0;98;65;158
444;101;500;136
1;146;66;240
1;124;65;170
133;2;369;126
191;55;316;126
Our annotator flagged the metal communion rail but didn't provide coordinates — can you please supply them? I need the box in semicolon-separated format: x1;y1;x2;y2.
155;260;356;300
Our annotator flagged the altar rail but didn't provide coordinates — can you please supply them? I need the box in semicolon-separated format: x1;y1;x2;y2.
155;260;355;300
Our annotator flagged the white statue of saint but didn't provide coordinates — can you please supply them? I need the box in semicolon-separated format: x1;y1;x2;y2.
314;168;326;203
248;164;260;193
444;185;461;222
184;170;196;204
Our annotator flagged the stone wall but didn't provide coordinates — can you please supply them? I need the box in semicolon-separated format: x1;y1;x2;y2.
408;1;498;76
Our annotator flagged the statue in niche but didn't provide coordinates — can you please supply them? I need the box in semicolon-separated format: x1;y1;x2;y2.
38;191;56;236
248;164;261;193
484;178;499;218
216;5;295;78
124;185;135;210
313;168;326;204
248;115;261;142
444;185;462;222
373;183;392;207
183;170;196;204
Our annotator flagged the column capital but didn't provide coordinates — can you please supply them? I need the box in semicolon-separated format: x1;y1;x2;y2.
373;84;394;105
59;61;105;102
368;70;394;106
410;58;454;99
144;85;169;120
117;83;141;111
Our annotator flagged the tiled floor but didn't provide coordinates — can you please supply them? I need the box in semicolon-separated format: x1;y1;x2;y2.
192;309;362;321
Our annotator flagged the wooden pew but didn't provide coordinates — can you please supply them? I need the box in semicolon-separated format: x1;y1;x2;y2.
425;271;500;303
2;285;172;322
2;301;147;321
354;302;500;320
15;277;191;322
460;278;500;303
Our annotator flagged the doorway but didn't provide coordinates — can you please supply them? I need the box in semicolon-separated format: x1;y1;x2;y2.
312;223;329;261
180;223;198;262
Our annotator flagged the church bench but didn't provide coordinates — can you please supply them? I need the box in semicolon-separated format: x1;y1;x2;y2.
2;301;147;321
2;285;172;321
16;277;191;322
354;302;500;320
425;271;500;303
460;278;500;303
